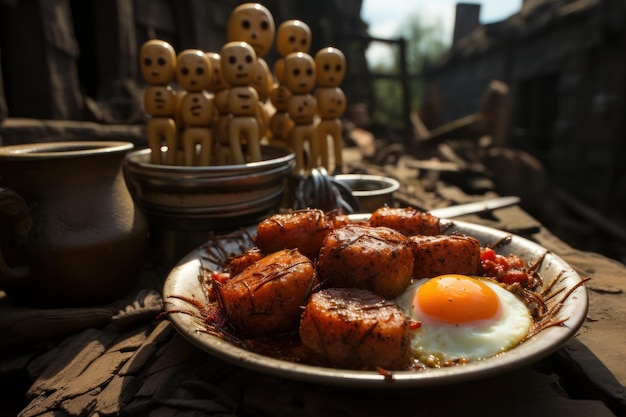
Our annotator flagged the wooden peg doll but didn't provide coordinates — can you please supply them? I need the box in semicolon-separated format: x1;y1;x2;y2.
314;47;347;173
139;39;178;164
268;81;293;147
269;19;311;145
176;49;214;166
205;52;228;94
316;87;346;172
284;52;317;174
220;41;261;164
227;3;275;147
205;52;233;165
273;19;312;84
251;57;273;142
173;89;187;165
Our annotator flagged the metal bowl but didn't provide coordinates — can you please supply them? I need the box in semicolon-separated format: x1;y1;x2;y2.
124;145;295;266
334;174;400;213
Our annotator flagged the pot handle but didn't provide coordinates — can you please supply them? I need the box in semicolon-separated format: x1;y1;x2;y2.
0;187;32;285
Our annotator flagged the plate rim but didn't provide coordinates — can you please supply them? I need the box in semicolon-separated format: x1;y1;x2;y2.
162;217;589;388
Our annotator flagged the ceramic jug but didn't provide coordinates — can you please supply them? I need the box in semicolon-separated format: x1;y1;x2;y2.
0;141;149;307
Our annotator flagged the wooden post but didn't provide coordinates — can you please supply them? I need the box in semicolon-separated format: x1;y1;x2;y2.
481;80;512;147
398;38;412;146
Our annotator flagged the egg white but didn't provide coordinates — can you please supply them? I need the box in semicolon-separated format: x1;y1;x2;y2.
395;277;532;367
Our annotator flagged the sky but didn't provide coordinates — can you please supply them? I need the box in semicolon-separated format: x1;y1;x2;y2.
361;0;522;64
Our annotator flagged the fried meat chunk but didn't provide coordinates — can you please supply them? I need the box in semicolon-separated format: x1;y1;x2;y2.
317;224;414;298
219;249;318;337
409;234;482;279
299;287;410;370
368;206;440;236
255;209;334;260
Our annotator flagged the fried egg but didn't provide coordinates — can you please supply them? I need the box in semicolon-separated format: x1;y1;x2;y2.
395;274;532;367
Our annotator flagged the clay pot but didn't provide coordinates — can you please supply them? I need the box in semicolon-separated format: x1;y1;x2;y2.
0;141;149;307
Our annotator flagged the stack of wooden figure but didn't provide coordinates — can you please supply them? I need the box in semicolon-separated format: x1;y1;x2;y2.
139;2;346;175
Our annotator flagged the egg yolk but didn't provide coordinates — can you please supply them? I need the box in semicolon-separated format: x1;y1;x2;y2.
415;274;500;324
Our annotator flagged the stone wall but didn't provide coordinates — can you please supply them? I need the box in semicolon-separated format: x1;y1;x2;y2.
422;0;626;219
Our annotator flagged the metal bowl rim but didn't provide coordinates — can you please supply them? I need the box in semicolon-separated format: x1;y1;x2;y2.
125;146;295;175
334;174;401;196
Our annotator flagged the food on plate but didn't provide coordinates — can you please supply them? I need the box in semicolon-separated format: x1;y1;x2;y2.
255;208;335;260
317;224;414;298
480;247;542;289
410;234;482;279
226;246;265;276
395;274;532;367
166;206;589;375
368;206;441;236
217;249;318;337
330;213;352;229
299;287;411;370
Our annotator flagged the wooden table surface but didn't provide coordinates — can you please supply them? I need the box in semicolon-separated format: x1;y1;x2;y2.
1;152;625;417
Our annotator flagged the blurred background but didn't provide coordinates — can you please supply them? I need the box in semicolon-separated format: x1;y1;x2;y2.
0;0;624;263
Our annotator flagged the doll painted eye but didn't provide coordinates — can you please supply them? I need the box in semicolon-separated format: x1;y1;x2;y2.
143;58;152;66
306;68;313;76
196;67;205;75
323;64;330;72
242;19;251;30
289;35;296;44
229;56;237;64
335;64;343;72
158;57;167;66
181;67;189;75
261;20;269;30
245;55;253;63
292;69;301;77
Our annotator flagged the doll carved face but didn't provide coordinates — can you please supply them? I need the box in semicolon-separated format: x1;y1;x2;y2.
317;87;346;118
176;49;212;91
314;47;346;88
283;52;316;94
205;52;229;92
140;40;176;85
227;3;275;58
270;83;291;111
276;20;311;57
288;93;316;124
220;42;258;86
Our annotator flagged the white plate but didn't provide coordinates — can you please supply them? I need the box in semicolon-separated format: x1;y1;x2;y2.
162;216;589;388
